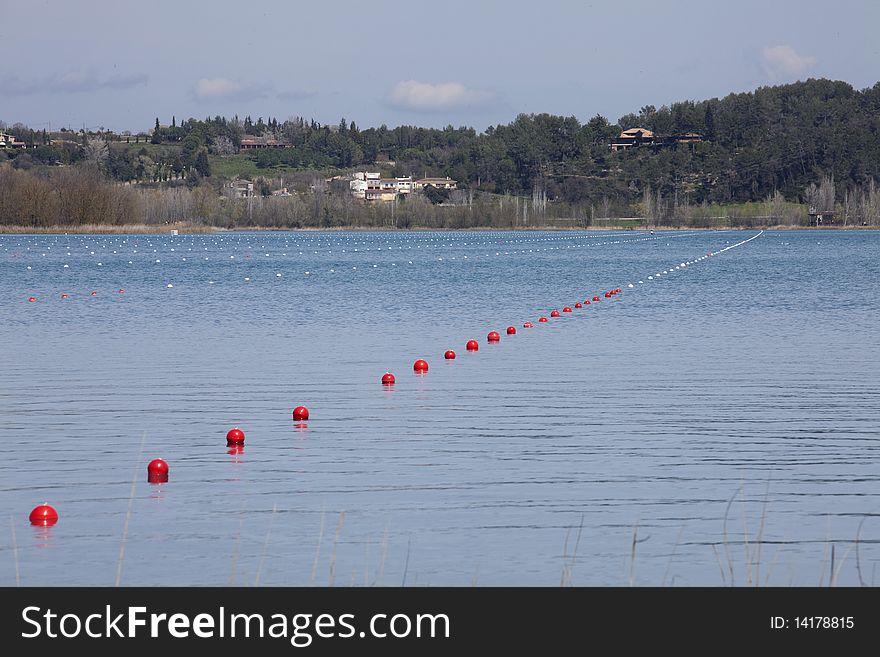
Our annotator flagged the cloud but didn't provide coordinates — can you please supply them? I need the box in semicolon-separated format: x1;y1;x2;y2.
387;80;494;112
762;45;816;77
193;77;271;102
2;71;148;95
277;89;316;101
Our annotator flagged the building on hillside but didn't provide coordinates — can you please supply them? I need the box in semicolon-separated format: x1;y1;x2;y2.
229;179;255;198
364;176;413;202
350;171;382;199
0;132;27;149
413;176;457;190
610;128;657;152
238;135;287;150
610;128;703;151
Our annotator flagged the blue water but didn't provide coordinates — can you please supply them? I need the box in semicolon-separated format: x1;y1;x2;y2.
1;229;878;586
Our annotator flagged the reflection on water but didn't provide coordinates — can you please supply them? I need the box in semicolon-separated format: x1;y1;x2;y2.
1;229;879;586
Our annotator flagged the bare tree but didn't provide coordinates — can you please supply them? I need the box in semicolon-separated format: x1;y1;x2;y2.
85;137;109;167
210;136;236;156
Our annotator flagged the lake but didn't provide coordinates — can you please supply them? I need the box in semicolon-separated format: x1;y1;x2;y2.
1;228;878;586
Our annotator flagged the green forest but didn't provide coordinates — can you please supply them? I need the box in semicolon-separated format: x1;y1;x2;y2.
3;78;880;228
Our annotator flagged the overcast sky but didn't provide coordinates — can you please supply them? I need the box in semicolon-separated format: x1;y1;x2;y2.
2;0;878;133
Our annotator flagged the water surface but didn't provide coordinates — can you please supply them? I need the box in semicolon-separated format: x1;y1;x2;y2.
1;228;878;586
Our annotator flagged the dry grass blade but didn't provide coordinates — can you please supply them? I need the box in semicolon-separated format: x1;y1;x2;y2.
328;511;345;587
10;517;20;587
115;431;146;587
254;504;278;586
310;506;326;586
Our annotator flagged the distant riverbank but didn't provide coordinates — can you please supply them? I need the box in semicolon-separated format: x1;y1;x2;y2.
1;223;876;235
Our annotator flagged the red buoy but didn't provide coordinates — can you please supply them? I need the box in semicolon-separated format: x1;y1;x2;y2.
28;297;36;303
413;359;429;373
523;321;533;328
118;289;125;294
466;339;479;351
604;292;611;298
226;428;245;446
506;326;516;335
382;372;396;385
563;307;572;313
538;317;548;323
61;293;69;299
592;296;600;302
147;458;169;483
29;504;58;526
292;406;310;421
444;350;456;359
584;300;590;305
575;302;582;308
487;331;500;342
90;291;97;296
550;310;560;317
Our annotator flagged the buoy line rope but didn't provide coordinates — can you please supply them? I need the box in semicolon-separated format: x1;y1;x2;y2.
389;230;765;386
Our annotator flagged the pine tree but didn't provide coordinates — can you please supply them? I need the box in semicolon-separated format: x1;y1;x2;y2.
195;149;211;177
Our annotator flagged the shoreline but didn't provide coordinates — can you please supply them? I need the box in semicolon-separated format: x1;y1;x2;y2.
0;223;875;235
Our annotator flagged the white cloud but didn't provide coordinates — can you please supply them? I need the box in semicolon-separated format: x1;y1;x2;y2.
387;80;494;112
2;71;147;95
192;77;272;102
762;45;816;77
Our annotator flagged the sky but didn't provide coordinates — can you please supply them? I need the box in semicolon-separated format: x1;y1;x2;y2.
2;0;879;133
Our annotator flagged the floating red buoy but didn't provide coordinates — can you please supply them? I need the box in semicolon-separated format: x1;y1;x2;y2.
538;317;548;323
90;291;97;296
29;504;58;526
563;307;572;313
604;292;611;298
575;302;582;308
444;350;456;359
61;293;69;299
523;321;534;328
487;331;500;342
506;326;516;335
118;289;125;294
550;310;560;317
226;428;245;446
466;340;479;351
413;359;429;373
592;296;600;302
382;372;396;385
292;406;310;421
28;297;36;303
147;458;169;483
584;300;591;305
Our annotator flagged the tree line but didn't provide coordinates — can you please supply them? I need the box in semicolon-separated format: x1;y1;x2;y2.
3;78;880;227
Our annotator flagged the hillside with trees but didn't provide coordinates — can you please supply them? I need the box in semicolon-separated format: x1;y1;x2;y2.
2;78;880;229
